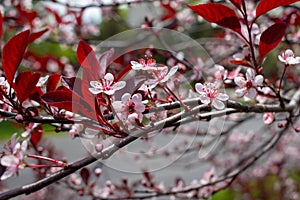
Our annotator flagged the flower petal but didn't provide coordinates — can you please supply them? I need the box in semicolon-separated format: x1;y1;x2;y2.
246;88;257;99
89;88;102;94
104;89;115;95
90;81;101;88
212;99;225;110
199;95;210;104
234;77;246;87
217;93;229;101
104;73;114;84
113;81;126;91
131;61;143;70
1;155;19;167
132;93;142;103
246;68;255;81
135;103;145;113
121;93;131;102
235;88;246;97
195;83;204;94
253;75;263;86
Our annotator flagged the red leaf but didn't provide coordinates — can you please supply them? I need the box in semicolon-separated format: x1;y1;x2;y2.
98;48;114;78
188;3;241;33
14;71;41;103
46;73;61;92
30;125;43;147
259;22;287;60
116;64;132;81
80;168;90;185
161;3;176;20
256;0;299;19
29;28;49;43
0;12;3;39
229;0;242;8
77;40;99;81
41;89;73;111
2;30;30;84
230;60;252;67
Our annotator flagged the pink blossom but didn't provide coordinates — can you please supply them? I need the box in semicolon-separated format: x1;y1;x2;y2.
278;49;300;65
1;134;28;180
195;82;229;110
145;66;178;88
0;155;21;180
113;93;146;129
209;64;228;83
263;112;275;125
130;56;157;70
234;68;263;99
89;73;126;95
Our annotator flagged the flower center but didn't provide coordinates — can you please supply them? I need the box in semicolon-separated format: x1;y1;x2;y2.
245;81;253;89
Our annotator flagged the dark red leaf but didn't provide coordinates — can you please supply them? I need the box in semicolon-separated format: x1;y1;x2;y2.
29;87;44;104
2;30;30;84
161;2;176;20
0;12;3;39
230;60;252;67
46;73;61;92
77;40;99;81
116;64;132;81
61;77;76;90
30;125;43;147
98;48;114;78
188;3;241;33
14;71;41;103
229;0;242;8
80;168;90;185
259;22;287;60
256;0;299;19
41;89;73;111
29;28;49;43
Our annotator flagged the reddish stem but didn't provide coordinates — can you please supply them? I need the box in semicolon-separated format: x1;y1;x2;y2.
26;154;67;167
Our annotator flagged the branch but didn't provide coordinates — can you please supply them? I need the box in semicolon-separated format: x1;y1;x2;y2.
0;89;299;199
39;0;162;9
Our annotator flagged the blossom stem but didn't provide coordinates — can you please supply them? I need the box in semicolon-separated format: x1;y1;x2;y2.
26;154;67;167
241;0;258;70
278;65;288;93
277;65;288;108
26;164;64;168
164;85;190;111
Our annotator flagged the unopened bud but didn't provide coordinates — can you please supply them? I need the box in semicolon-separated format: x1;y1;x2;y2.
95;143;103;152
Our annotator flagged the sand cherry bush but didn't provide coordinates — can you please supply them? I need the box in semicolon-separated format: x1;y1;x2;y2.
0;0;299;199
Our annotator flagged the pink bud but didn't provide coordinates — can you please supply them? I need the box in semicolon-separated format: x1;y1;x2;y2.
94;168;102;176
95;143;103;152
15;114;23;121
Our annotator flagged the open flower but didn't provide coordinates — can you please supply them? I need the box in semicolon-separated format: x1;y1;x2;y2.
1;134;28;180
278;49;300;65
89;73;126;95
131;56;157;70
234;69;263;100
195;82;229;110
112;93;146;129
145;66;178;88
